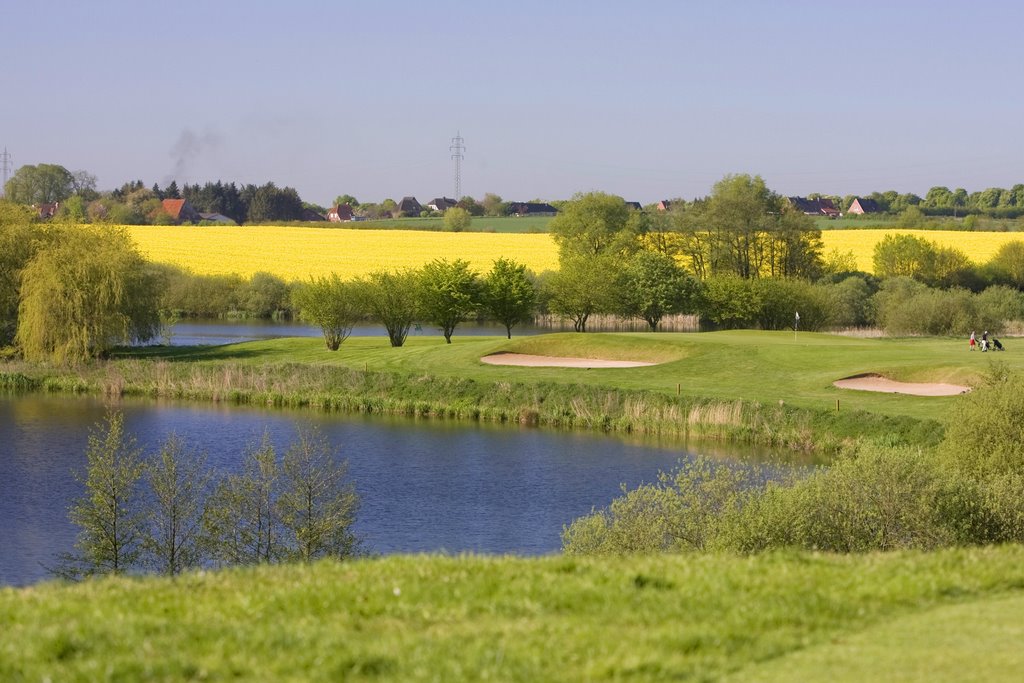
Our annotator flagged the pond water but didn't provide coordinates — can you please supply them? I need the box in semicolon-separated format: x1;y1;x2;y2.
0;394;771;587
163;314;698;346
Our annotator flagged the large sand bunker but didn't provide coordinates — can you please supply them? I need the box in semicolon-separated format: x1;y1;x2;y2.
481;353;656;368
833;373;970;396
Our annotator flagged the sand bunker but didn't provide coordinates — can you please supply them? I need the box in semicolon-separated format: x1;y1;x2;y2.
481;353;656;368
833;374;970;396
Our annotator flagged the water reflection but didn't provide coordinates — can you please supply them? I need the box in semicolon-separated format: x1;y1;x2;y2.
0;394;785;586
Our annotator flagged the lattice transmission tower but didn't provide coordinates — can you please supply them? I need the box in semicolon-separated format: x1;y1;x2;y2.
0;148;11;196
450;132;465;200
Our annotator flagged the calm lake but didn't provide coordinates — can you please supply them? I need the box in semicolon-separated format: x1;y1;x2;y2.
0;393;768;587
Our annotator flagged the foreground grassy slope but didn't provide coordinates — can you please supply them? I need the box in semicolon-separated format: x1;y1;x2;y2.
3;548;1023;681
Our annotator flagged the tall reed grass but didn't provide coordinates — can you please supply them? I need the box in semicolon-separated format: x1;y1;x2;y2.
0;358;943;456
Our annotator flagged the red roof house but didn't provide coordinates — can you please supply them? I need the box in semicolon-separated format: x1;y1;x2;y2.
161;199;202;224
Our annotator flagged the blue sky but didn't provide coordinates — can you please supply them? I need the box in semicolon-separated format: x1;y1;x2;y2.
4;0;1023;205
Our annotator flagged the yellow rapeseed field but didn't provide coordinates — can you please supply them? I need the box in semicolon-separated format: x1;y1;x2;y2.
124;225;1024;280
125;226;561;281
820;229;1024;272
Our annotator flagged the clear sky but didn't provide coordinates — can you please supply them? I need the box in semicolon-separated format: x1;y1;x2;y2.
4;0;1023;205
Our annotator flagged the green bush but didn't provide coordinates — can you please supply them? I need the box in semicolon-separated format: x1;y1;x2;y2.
562;456;764;556
871;278;985;335
751;278;831;331
697;275;760;329
825;275;874;327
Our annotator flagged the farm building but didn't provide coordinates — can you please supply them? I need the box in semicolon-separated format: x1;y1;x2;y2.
33;202;59;219
847;197;882;215
396;196;423;217
162;199;202;224
327;204;354;222
198;212;235;224
507;202;558;216
427;197;458;212
786;196;840;217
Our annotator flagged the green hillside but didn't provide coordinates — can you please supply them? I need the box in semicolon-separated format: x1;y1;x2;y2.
3;548;1023;681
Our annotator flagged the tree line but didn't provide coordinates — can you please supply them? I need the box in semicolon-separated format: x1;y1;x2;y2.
9;174;1024;364
57;412;359;579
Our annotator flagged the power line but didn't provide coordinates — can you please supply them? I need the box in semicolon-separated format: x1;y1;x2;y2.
450;132;465;200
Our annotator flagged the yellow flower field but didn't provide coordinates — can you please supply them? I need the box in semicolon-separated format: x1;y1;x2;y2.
820;229;1024;272
124;225;1024;280
125;226;561;281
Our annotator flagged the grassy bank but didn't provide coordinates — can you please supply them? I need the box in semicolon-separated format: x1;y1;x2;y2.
2;331;979;455
3;547;1024;681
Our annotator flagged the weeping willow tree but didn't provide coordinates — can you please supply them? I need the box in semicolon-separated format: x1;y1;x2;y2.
0;201;43;346
16;225;162;364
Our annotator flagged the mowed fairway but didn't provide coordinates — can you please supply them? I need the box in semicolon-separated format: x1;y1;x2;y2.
124;225;1024;280
141;330;1011;423
125;225;560;280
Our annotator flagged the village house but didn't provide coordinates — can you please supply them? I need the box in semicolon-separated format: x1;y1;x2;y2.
847;197;882;215
395;196;423;217
33;202;59;219
657;200;673;211
507;201;558;217
427;197;458;212
786;196;840;218
161;198;202;224
327;204;354;222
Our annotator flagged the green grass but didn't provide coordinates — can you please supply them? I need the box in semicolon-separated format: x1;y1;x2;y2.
324;215;553;233
124;330;1002;422
3;547;1023;681
815;216;897;230
727;592;1024;682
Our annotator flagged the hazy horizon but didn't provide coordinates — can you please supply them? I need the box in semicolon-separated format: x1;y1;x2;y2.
5;0;1023;205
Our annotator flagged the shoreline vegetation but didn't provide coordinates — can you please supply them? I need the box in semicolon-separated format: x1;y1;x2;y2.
0;330;966;458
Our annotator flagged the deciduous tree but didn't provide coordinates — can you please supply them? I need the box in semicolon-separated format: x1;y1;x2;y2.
360;269;421;347
58;412;145;578
0;204;42;346
546;255;619;332
482;258;536;339
618;251;698;331
443;206;472;232
549;191;643;259
4;163;79;204
293;274;366;350
278;427;360;562
418;259;481;343
143;433;212;576
203;432;282;566
481;192;506;217
16;225;162;363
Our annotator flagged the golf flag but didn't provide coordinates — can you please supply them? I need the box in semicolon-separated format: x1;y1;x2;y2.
795;311;800;331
